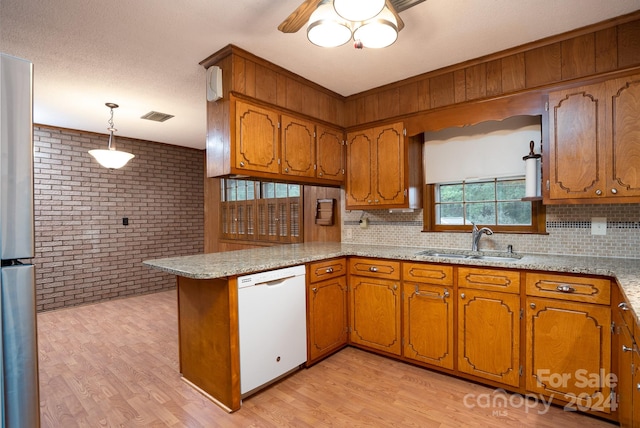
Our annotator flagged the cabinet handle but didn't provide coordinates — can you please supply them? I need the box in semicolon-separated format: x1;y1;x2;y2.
393;284;398;290
530;302;536;309
595;189;602;195
444;289;450;298
415;286;449;300
637;383;640;392
284;167;289;173
239;161;245;167
556;285;575;293
618;302;629;311
374;199;379;203
460;293;466;299
369;266;378;272
312;287;317;294
325;267;334;274
611;188;618;194
319;172;323;176
622;345;633;352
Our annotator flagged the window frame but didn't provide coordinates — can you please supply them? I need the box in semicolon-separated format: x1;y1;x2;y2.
423;181;546;234
220;179;303;244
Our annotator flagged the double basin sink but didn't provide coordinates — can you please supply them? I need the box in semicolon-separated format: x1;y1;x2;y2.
415;249;522;262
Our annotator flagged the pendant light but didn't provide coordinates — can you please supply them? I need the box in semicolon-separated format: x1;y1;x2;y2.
88;103;135;169
333;0;385;22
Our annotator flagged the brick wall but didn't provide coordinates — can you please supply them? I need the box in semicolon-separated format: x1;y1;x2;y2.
33;126;204;311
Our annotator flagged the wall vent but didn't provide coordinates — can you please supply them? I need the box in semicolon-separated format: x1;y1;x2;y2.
141;111;174;122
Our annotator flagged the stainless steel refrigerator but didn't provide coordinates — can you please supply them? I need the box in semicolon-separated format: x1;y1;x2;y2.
0;53;40;428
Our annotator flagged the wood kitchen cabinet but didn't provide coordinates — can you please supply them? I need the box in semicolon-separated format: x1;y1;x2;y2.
210;94;345;185
402;263;454;369
349;258;402;356
345;122;422;209
307;258;348;364
525;272;613;413
457;267;521;387
613;291;640;427
546;73;640;203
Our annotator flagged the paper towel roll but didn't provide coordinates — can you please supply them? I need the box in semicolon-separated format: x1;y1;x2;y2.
525;157;538;197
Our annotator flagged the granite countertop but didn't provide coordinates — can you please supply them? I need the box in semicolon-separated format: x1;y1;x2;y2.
144;242;640;324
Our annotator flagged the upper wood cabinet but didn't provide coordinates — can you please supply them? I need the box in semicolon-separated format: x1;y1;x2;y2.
208;95;345;185
546;73;640;203
345;122;423;210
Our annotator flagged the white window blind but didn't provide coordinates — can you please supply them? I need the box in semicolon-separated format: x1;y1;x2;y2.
424;115;542;184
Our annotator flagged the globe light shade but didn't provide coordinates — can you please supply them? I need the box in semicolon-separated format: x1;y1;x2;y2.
333;0;385;22
89;148;135;169
307;1;352;47
353;7;398;48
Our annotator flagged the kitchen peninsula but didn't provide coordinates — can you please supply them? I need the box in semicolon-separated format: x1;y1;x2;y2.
144;242;640;420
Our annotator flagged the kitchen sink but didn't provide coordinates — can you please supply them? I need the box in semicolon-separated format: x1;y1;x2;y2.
415;250;522;262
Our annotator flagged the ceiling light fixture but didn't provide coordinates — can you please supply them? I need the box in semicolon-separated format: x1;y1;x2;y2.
307;0;398;49
88;103;135;169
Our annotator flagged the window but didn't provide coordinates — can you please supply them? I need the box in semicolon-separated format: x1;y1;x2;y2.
426;177;545;233
221;179;302;243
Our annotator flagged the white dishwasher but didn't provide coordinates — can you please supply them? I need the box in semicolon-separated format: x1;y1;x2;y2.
237;264;307;396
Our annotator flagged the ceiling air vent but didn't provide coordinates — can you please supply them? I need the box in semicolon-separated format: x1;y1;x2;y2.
390;0;426;13
141;111;174;122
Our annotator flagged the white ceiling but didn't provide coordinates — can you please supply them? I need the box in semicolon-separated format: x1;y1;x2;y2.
1;0;639;150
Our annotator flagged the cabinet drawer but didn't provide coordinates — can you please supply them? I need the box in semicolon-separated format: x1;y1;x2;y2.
526;272;610;305
403;262;453;286
349;258;400;280
458;267;520;294
309;258;347;283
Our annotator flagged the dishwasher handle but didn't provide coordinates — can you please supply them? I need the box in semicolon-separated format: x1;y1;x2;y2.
256;275;297;287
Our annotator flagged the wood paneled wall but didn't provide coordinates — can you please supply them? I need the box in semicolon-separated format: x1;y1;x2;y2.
344;14;640;127
200;45;346;127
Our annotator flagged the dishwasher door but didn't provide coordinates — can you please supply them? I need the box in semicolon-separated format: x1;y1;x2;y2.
237;265;307;395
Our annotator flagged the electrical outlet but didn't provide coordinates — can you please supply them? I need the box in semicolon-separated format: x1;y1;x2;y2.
591;217;606;235
345;229;353;240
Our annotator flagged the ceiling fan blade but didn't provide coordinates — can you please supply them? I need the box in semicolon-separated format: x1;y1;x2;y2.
278;0;323;33
386;0;405;31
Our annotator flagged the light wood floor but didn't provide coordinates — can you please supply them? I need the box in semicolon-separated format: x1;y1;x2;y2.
38;290;618;427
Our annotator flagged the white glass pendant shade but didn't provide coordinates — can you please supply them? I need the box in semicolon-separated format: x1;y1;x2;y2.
89;148;135;169
353;6;398;48
334;0;385;22
307;1;352;47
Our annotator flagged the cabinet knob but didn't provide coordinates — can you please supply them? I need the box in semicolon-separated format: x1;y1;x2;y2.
637;383;640;392
239;161;245;167
312;287;317;294
530;302;536;309
618;302;629;311
369;266;378;272
326;267;333;274
611;188;618;194
284;167;289;173
595;189;602;195
374;199;379;203
393;284;398;290
622;345;633;353
460;293;466;299
443;289;450;298
556;285;575;293
319;172;323;176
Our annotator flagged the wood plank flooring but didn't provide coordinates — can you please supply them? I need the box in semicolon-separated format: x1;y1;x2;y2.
38;290;618;427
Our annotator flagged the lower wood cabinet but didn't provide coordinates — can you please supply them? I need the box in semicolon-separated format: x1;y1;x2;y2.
525;297;612;413
457;288;521;387
349;275;402;356
402;262;454;369
307;259;348;364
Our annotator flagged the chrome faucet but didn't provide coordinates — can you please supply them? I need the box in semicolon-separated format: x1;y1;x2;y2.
471;222;493;251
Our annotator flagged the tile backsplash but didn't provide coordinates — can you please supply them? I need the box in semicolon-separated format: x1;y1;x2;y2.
342;194;640;259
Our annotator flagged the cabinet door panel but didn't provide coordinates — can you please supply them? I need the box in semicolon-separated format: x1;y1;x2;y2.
526;298;612;413
609;76;640;197
281;114;315;178
345;131;374;206
308;276;348;362
316;125;344;182
404;283;454;369
458;289;520;387
374;123;406;205
548;84;606;199
235;101;279;174
350;277;401;355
